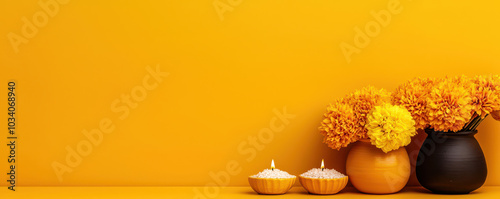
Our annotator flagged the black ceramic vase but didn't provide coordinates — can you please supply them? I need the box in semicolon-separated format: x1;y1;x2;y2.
416;130;487;194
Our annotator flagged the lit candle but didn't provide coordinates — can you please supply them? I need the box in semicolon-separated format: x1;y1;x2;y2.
299;158;348;195
249;159;296;195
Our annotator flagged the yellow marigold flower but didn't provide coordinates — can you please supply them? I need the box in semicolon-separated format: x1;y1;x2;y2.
470;75;500;118
319;99;361;150
392;77;436;130
426;78;473;132
344;86;390;138
366;104;416;153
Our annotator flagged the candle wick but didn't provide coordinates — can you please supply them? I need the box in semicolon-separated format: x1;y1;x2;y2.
272;168;274;171
322;168;324;171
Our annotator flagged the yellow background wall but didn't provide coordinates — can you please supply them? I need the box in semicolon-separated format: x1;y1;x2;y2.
1;0;500;186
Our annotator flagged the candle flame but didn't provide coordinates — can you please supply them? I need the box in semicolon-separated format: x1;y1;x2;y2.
321;159;325;170
271;159;275;170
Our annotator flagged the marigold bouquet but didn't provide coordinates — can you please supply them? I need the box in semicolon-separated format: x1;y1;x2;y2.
319;86;417;153
392;75;500;132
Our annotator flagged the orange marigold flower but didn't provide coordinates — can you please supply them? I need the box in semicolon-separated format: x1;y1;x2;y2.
426;78;473;132
470;75;500;118
319;99;361;150
452;75;472;87
344;86;390;138
392;77;436;130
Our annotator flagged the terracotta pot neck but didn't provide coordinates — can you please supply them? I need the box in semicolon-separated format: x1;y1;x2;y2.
359;138;371;143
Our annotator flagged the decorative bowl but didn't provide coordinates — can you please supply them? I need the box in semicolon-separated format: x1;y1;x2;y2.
248;176;296;194
299;176;348;195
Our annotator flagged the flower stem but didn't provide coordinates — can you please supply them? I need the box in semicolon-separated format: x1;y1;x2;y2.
464;115;480;131
471;115;488;131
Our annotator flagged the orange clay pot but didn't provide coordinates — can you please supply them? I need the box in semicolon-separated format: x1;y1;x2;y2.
346;139;410;194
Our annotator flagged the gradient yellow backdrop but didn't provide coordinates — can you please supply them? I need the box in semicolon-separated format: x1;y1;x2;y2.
1;0;500;187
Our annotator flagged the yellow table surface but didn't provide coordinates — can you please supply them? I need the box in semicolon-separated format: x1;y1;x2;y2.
1;186;499;198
